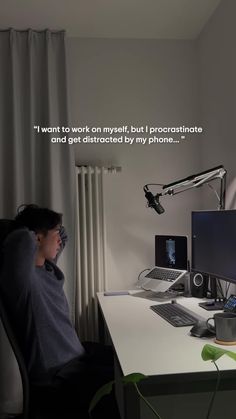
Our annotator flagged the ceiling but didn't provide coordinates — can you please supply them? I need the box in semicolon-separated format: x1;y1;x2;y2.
0;0;221;39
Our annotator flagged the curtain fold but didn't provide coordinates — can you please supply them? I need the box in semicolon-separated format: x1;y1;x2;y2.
0;29;76;415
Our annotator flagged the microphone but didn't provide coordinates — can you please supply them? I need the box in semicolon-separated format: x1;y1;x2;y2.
143;187;165;214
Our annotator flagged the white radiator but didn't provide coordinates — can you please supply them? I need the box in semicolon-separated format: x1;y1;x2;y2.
75;166;120;341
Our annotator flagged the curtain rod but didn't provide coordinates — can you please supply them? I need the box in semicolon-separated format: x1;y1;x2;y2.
0;28;65;33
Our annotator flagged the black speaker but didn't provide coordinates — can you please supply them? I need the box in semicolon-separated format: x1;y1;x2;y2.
190;272;208;298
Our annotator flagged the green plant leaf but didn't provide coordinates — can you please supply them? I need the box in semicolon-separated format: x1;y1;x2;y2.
121;372;147;385
89;380;114;415
201;344;236;362
88;373;147;416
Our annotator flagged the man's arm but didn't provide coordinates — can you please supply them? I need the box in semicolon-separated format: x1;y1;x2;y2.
1;228;37;288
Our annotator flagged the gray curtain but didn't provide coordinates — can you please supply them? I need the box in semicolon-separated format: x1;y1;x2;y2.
0;29;76;415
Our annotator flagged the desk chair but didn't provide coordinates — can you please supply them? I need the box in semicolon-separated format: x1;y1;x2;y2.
0;297;29;419
0;296;65;419
0;220;28;418
0;220;56;419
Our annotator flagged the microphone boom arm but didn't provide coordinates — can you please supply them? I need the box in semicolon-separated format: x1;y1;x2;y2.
144;165;227;213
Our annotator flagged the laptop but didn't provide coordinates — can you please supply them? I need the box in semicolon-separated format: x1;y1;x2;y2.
140;235;188;293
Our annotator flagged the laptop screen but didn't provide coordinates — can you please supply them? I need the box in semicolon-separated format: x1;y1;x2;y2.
155;235;188;270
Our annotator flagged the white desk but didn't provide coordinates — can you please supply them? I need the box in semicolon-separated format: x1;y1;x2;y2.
97;292;236;419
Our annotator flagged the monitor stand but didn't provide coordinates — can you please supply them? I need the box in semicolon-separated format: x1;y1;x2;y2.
199;298;225;311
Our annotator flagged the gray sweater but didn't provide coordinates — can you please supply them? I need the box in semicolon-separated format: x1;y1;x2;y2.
0;228;85;382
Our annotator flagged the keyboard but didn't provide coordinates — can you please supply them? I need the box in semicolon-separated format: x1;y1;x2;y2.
145;267;184;283
150;303;199;327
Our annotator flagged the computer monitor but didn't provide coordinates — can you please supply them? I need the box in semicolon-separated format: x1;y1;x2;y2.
155;235;188;270
192;210;236;284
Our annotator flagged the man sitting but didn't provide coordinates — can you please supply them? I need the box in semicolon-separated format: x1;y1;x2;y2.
0;204;119;418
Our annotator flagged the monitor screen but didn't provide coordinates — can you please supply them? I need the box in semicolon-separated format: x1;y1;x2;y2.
192;210;236;284
155;235;188;270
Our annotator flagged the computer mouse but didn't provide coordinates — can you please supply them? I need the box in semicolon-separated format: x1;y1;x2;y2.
190;321;215;338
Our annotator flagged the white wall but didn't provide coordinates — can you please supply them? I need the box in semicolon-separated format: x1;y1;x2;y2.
197;0;236;209
66;38;203;289
197;0;236;297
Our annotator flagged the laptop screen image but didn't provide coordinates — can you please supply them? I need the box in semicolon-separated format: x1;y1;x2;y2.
155;235;188;270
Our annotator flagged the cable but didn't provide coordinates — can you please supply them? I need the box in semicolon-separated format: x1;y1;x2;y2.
216;280;224;299
217;279;232;300
206;183;221;208
225;282;231;299
137;269;150;282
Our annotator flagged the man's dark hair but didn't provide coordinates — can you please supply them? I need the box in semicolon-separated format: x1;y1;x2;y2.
14;204;62;234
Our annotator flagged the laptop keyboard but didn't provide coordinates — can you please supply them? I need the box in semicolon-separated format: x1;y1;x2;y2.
150;303;199;327
145;267;184;283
